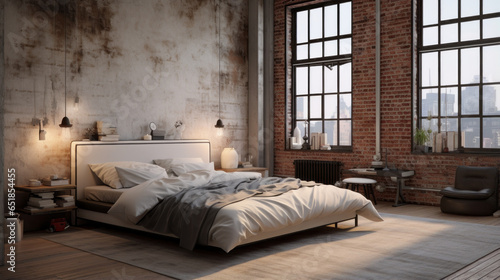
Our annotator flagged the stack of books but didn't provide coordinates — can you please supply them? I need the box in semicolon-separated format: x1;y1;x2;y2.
55;194;75;207
26;192;56;210
42;178;69;186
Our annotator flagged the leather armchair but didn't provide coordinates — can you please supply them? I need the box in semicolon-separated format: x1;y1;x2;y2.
440;166;499;216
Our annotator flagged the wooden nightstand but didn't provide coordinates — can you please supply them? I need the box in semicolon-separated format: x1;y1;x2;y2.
218;167;269;177
14;184;77;219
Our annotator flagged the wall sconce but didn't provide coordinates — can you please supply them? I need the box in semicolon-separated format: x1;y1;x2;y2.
32;118;48;141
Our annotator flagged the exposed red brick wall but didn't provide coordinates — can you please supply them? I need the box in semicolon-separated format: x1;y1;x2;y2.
273;0;500;206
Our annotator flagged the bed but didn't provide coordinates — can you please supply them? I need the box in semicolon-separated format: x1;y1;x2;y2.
71;140;383;252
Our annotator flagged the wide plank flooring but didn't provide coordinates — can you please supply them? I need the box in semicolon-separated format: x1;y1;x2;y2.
2;202;499;279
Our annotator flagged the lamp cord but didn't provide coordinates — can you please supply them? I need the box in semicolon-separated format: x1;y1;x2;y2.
218;0;221;119
64;4;67;116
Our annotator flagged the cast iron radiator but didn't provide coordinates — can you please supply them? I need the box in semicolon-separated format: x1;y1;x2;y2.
294;160;343;185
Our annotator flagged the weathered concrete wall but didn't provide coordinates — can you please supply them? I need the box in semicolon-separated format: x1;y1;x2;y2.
3;0;248;185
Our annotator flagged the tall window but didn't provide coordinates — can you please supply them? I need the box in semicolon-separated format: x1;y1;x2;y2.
418;0;500;151
291;1;352;149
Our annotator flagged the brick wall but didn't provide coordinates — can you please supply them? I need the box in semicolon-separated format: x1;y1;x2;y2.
273;0;500;206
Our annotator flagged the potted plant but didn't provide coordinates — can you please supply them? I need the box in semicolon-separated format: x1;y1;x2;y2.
414;127;432;153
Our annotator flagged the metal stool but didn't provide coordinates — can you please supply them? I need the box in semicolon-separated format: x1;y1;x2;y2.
342;177;377;204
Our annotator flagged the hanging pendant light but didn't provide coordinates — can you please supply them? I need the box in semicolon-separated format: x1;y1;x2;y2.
60;4;72;128
214;0;224;135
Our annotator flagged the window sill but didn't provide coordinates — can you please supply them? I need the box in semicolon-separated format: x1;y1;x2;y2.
285;147;353;153
412;150;500;156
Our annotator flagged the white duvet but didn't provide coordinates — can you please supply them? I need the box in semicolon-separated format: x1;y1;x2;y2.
108;170;383;252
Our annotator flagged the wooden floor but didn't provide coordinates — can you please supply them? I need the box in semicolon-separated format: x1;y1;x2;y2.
2;202;499;279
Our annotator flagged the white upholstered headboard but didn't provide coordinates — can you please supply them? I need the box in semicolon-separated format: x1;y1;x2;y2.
70;140;211;199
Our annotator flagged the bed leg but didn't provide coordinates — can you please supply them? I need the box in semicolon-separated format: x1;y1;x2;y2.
334;222;338;228
355;215;358;227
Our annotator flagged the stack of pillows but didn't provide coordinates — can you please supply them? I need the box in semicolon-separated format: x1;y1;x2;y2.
89;158;215;189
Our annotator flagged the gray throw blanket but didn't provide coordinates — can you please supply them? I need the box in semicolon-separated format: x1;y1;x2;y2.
137;176;302;250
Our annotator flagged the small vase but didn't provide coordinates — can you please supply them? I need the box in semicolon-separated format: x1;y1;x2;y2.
221;148;238;168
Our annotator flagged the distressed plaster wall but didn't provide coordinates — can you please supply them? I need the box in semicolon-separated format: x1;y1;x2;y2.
3;0;248;186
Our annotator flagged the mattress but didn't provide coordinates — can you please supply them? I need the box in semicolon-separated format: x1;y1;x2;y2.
84;185;125;203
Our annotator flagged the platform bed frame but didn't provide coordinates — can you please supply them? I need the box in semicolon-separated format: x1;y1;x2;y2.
71;140;358;249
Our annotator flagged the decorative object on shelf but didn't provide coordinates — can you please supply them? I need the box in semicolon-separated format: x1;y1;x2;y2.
59;4;72;128
214;0;224;136
221;147;238;169
97;121;119;141
414;127;431;153
174;120;184;139
301;121;310;150
149;122;157;135
143;134;152;140
83;126;97;141
371;154;383;170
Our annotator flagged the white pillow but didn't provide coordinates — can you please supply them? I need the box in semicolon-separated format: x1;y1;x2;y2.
170;162;215;176
153;158;203;176
89;161;166;189
115;166;167;188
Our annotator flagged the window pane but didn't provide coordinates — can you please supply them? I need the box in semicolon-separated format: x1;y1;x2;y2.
461;47;480;84
339;120;351;145
441;118;458;135
483;117;500;148
324;5;337;37
310;8;323;40
483;17;500;39
462;86;480;114
441;50;458;86
484;0;500;14
421;52;438;86
441;0;458;21
310;96;322;118
325;94;337;118
441;87;458;117
296;96;308;119
483;85;500;115
324;40;338;56
339;38;351;55
441;23;458;44
460;21;480;41
461;0;480;17
296;11;308;44
310;42;323;58
296;67;308;95
339;94;352;118
423;0;438;25
310;66;323;93
296;44;308;60
423;26;438;46
325;120;337;146
324;65;337;93
421;88;439;117
339;2;351;35
461;118;480;148
483;45;500;83
339;62;351;92
309;120;322;134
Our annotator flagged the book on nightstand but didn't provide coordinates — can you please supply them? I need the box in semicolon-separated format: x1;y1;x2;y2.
41;178;70;186
55;194;75;207
27;192;56;209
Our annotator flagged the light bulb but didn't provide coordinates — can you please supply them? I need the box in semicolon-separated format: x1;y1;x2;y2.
216;128;224;137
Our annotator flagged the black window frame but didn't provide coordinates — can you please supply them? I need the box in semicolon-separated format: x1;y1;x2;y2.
289;0;353;151
417;0;500;153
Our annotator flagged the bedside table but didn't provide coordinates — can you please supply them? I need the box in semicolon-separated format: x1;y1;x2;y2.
14;184;77;223
218;167;269;177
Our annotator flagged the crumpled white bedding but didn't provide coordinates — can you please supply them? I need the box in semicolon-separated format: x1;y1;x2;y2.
108;170;383;252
